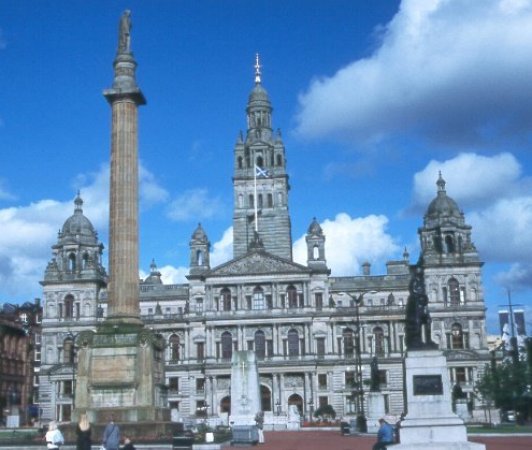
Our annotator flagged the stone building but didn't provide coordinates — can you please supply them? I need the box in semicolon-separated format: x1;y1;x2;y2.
38;55;490;424
0;300;42;425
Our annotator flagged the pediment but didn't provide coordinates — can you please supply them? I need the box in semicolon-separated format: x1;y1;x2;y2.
208;250;311;277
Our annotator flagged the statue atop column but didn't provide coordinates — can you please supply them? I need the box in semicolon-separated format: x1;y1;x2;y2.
405;265;437;350
118;10;132;53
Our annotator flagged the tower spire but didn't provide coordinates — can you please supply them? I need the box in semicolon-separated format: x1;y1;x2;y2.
254;53;262;84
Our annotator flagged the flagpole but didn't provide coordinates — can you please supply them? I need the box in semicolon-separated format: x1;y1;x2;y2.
254;163;259;233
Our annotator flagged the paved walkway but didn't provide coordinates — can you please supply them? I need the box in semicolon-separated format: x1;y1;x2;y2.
254;431;532;450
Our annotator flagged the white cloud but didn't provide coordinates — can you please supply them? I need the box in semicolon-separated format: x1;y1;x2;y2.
495;262;532;289
0;163;168;301
167;188;225;222
293;213;399;275
296;0;532;145
210;227;234;267
412;152;532;288
412;152;522;210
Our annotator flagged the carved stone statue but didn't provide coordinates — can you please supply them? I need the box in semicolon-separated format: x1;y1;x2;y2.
370;356;380;392
118;10;132;53
405;266;437;350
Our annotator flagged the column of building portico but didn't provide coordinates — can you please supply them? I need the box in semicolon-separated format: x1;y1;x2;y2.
272;324;278;356
185;328;190;360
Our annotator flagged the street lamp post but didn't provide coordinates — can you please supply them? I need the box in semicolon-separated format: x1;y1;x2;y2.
67;332;78;414
340;290;378;433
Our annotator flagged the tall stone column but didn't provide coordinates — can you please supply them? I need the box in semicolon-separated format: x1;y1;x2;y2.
103;9;146;325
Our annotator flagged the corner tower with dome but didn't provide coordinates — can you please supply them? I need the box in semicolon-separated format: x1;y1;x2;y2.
39;194;107;421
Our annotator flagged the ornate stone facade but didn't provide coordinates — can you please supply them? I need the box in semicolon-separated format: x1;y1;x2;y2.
38;40;490;424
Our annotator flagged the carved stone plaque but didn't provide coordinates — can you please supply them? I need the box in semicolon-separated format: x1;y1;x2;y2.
413;375;443;395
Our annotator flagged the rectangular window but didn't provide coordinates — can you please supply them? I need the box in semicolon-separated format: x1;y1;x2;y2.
298;294;304;308
384;394;390;414
318;396;328;408
63;380;73;396
318;374;327;389
315;293;323;310
267;340;273;357
169;401;180;410
246;296;252;310
266;295;273;309
345;395;356;414
378;370;387;388
196;378;205;393
316;338;325;358
196;342;205;361
455;367;466;383
345;371;356;389
196;298;203;313
168;377;179;392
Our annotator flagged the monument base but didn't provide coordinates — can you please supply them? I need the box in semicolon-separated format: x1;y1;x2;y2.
367;391;386;433
74;323;169;423
396;349;485;450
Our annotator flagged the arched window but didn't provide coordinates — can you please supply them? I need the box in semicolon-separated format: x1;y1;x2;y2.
276;154;283;166
238;194;244;208
277;192;283;206
64;295;74;319
287;329;299;357
197;250;203;266
287;286;298;308
387;293;395;305
343;328;354;358
237;156;243;169
169;334;180;361
249;194;254;208
221;288;231;311
255;330;266;360
448;278;460;306
221;331;233;360
256;156;264;168
82;253;89;269
267;193;273;207
63;337;74;364
258;194;263;208
253;286;265;310
68;253;76;272
313;245;319;260
445;235;455;253
374;327;385;357
450;324;464;349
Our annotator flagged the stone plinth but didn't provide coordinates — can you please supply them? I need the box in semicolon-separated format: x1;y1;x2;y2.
367;391;386;433
229;351;261;427
393;349;484;450
74;323;169;423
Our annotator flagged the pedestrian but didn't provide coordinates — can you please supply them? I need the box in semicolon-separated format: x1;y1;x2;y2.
45;421;64;450
102;416;120;450
255;411;265;444
372;417;395;450
122;437;135;450
76;413;91;450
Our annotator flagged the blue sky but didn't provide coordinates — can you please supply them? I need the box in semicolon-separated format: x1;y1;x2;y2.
1;0;532;333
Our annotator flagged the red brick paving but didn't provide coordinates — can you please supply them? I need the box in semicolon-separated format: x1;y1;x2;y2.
246;431;532;450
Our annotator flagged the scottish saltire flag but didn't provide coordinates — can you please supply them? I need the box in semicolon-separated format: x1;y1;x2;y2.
255;165;270;178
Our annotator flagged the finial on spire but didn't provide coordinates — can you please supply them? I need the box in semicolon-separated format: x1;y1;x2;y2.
254;53;262;84
437;171;446;192
74;191;83;212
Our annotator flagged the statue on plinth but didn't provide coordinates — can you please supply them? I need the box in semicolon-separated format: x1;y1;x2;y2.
405;266;437;350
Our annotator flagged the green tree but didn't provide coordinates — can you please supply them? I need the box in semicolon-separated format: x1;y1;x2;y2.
313;404;336;421
476;353;531;423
